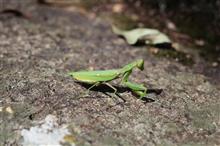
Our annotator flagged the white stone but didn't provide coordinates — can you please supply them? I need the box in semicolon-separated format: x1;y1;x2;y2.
21;115;75;146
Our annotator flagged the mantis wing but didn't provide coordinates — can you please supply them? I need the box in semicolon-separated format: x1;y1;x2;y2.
68;69;121;83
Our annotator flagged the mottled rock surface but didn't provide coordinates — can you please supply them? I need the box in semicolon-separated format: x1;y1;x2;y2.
0;1;219;146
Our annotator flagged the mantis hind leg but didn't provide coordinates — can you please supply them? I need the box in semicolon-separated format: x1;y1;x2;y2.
88;82;100;91
104;82;119;101
86;82;100;95
104;82;117;94
103;83;126;102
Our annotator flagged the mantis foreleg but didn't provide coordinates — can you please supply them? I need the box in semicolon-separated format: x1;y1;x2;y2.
121;71;147;99
121;70;132;83
123;81;147;99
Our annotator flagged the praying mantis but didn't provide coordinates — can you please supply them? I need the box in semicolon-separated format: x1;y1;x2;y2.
68;59;147;99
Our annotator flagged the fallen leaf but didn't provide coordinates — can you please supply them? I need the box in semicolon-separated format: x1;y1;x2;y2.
112;26;171;45
112;3;125;13
0;107;3;112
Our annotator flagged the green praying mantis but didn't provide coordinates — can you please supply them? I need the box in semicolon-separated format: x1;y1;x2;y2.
68;59;148;99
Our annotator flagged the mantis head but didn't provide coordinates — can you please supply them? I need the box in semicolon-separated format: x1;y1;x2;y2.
136;59;144;70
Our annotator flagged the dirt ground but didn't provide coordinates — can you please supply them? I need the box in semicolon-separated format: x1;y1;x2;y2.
0;1;220;146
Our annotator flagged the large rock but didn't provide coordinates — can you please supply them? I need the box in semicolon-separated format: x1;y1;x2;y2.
0;1;219;146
